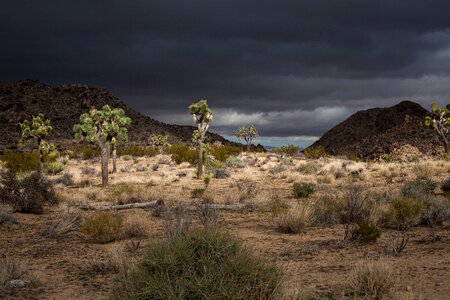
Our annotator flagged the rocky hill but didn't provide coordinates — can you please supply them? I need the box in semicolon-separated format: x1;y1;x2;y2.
308;101;444;159
0;79;234;150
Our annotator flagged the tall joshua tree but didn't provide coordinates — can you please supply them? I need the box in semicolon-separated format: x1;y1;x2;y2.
74;105;131;186
424;102;450;154
235;124;258;153
20;113;53;172
189;100;213;178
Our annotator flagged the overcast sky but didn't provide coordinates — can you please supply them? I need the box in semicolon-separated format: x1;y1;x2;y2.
2;1;450;146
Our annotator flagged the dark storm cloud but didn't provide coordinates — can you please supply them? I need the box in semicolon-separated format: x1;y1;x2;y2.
1;1;450;140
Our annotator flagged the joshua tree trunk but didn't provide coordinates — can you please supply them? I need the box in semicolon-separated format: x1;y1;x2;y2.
37;138;44;172
198;140;204;178
100;142;109;187
112;143;117;173
246;141;251;153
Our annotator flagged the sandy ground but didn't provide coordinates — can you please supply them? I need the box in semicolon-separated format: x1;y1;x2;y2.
1;153;449;299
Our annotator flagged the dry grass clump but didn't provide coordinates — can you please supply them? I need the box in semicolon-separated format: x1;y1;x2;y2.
197;198;220;227
81;212;124;243
348;259;394;300
0;256;35;287
40;208;82;238
121;214;150;240
109;183;147;204
0;206;18;225
296;161;320;174
112;227;283;300
273;206;312;234
236;179;258;202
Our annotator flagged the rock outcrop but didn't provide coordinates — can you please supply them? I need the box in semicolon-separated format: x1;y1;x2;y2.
309;101;443;159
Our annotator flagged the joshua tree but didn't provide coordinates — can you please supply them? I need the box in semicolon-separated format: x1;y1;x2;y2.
189;100;213;178
73;105;131;186
151;134;169;153
235;124;258;152
424;102;450;153
20;113;53;172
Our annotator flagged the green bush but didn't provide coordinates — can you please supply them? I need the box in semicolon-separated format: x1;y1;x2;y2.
81;212;124;243
0;169;59;214
210;144;242;162
45;161;65;175
401;177;437;199
382;198;423;230
70;145;100;159
191;188;206;198
226;156;245;168
112;228;283;299
0;151;40;172
277;144;300;156
168;144;197;164
296;161;320;174
303;145;328;159
292;182;315;199
350;222;382;244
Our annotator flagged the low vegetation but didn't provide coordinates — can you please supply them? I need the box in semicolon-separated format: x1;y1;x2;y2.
112;228;283;299
80;212;124;243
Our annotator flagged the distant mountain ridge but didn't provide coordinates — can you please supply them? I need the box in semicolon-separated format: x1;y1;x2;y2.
309;101;443;159
0;79;231;150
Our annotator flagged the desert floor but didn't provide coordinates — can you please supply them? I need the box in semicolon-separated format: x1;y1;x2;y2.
1;153;449;299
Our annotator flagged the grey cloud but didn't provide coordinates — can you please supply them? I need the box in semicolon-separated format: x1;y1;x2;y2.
1;1;450;138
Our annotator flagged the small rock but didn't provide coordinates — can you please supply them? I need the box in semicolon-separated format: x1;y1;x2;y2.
6;279;29;288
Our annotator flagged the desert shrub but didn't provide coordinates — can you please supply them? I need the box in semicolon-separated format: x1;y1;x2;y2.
338;185;375;240
168;144;197;165
122;154;132;161
110;183;142;204
163;203;192;239
191;188;206;198
237;180;258;201
349;222;382;244
40;209;82;238
274;207;312;234
0;257;33;286
211;167;230;179
292;182;315;199
441;178;450;194
296;161;319;174
303;145;328;159
277;144;300;156
413;163;435;179
226;155;245;168
122;217;149;240
311;195;341;226
118;145;159;157
421;196;450;240
111;227;283;300
0;207;17;225
349;260;393;300
56;172;74;186
0;169;59;214
382;198;423;230
81;212;124;243
197;199;220;227
80;166;96;176
269;164;286;174
400;177;437;199
264;193;290;216
210;144;242;162
71;145;100;159
45;160;65;175
0;151;40;172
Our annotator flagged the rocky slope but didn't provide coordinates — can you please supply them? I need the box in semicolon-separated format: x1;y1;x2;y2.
0;79;230;150
308;101;443;159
